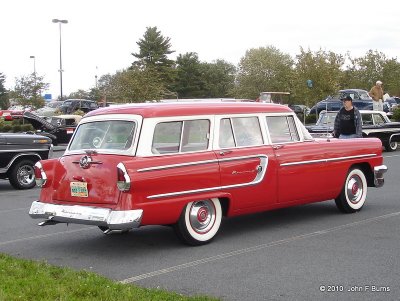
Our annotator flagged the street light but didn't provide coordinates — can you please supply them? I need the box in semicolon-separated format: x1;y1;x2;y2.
52;18;68;101
29;55;36;75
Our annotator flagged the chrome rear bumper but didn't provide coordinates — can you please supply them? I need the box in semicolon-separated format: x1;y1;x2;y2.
29;201;143;230
374;165;388;187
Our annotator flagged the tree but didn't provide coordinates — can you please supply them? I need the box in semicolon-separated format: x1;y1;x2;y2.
201;59;236;98
381;58;400;96
345;50;387;90
292;48;344;106
98;67;169;102
9;73;49;108
233;46;294;99
0;72;9;109
68;90;91;100
131;26;176;86
173;52;204;98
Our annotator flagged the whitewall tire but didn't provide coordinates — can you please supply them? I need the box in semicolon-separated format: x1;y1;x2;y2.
174;198;222;246
335;168;367;213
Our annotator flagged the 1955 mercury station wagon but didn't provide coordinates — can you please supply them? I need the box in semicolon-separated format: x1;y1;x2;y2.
29;102;387;245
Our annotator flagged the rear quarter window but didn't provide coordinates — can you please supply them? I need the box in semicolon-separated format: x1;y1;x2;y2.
266;116;300;143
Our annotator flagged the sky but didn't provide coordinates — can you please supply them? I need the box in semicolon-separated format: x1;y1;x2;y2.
1;0;399;99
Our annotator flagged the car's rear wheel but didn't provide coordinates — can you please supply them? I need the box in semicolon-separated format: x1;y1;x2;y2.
174;198;222;246
8;159;36;189
384;141;398;152
335;168;367;213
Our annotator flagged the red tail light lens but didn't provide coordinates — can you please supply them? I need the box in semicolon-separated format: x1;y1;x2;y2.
34;161;47;187
117;163;130;191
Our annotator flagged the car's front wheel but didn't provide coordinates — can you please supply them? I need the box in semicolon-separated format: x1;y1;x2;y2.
335;168;367;213
8;159;36;189
174;198;222;246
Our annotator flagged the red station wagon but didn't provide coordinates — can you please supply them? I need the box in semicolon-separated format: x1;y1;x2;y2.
29;102;387;245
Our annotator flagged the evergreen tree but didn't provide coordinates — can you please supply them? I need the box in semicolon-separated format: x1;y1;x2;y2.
131;26;175;87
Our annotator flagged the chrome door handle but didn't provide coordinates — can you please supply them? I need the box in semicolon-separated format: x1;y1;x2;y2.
219;150;232;156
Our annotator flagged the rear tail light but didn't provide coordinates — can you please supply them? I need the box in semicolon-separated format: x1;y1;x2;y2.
117;163;131;191
34;161;47;187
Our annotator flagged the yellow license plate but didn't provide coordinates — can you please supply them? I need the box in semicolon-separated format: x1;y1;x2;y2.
70;181;88;197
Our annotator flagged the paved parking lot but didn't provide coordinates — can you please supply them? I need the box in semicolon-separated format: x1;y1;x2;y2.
1;152;399;301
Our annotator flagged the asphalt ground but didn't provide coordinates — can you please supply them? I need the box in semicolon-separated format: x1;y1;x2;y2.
0;151;399;301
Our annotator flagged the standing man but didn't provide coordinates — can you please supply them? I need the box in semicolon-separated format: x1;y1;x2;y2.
333;96;362;139
369;80;384;111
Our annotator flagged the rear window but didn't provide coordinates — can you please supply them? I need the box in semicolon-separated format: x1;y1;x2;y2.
69;120;136;151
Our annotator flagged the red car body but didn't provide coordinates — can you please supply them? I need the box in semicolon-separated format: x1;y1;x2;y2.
29;102;387;245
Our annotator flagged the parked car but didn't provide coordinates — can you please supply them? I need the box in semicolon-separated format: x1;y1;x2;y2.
309;89;388;116
306;110;400;151
59;99;98;114
29;102;387;245
384;96;400;113
288;104;310;121
23;112;82;145
0;132;52;189
33;101;64;117
0;110;12;121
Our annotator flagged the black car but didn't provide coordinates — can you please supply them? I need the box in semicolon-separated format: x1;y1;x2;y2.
59;99;98;114
23;112;82;145
0;132;52;189
306;110;400;151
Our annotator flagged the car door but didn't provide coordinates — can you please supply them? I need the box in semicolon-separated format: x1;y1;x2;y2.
265;115;330;203
214;115;278;211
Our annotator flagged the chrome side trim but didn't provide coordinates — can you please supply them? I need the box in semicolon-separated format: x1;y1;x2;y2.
0;149;49;153
137;154;266;172
389;133;400;143
374;165;388;187
146;155;268;199
29;201;143;230
280;153;377;167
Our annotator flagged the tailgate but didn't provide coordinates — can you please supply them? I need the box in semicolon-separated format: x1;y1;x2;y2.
49;153;127;205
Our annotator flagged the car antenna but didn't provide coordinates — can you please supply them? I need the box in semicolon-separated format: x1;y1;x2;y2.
325;100;330;142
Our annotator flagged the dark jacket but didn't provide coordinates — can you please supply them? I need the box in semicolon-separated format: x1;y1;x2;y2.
333;106;362;138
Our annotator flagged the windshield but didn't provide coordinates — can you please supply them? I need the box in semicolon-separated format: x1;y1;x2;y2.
69;120;136;151
47;102;64;108
61;100;72;108
316;111;337;126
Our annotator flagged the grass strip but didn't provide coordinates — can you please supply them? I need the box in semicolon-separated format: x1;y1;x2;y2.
0;253;218;301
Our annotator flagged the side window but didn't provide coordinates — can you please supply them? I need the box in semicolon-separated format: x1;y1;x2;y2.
219;116;263;148
90;102;98;109
266;116;300;143
152;119;210;154
219;118;235;148
373;114;385;125
232;117;263;147
362;114;373;125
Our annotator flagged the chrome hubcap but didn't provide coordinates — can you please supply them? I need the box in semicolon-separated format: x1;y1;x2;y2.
347;175;363;204
189;201;215;234
18;165;34;185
